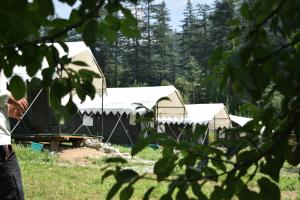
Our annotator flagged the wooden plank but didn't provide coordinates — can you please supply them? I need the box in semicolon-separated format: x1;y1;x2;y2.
12;134;93;150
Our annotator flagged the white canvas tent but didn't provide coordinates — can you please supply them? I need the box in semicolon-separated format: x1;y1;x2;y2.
62;86;187;144
10;41;107;135
65;86;186;116
185;104;231;129
159;103;231;127
158;103;232;141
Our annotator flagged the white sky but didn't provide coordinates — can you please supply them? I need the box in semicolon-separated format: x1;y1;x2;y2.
54;0;215;30
157;0;215;31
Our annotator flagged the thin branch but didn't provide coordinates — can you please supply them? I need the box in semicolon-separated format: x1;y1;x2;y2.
9;0;105;48
255;37;300;64
191;151;237;166
235;126;292;169
254;0;286;29
140;170;230;183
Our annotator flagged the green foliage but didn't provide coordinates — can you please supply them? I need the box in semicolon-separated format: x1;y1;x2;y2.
258;177;280;200
102;0;300;199
0;0;139;121
90;0;240;109
82;19;99;45
105;157;128;164
9;75;26;100
2;0;299;199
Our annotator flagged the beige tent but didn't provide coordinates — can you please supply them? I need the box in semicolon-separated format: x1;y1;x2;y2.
54;41;106;94
10;41;107;135
12;41;107;94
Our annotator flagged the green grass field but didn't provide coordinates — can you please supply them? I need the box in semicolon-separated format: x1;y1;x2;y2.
14;145;300;200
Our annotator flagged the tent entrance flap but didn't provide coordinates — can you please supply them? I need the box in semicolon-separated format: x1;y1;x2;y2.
106;113;133;145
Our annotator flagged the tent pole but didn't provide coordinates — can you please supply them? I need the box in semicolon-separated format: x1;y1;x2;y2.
202;126;209;145
214;116;216;141
156;104;158;129
101;78;104;138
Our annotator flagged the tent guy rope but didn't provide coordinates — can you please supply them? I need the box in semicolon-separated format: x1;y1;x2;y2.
9;89;43;135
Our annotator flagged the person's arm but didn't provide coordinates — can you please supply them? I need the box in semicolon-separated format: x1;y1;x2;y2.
0;85;11;108
0;72;11;108
1;90;28;120
0;72;28;112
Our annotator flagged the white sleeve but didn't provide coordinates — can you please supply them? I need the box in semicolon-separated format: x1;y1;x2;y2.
0;72;10;108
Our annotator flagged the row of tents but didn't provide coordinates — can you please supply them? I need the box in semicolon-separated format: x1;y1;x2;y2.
10;41;252;145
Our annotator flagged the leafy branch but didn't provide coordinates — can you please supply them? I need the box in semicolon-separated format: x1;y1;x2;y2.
253;0;286;29
255;36;300;64
11;0;105;47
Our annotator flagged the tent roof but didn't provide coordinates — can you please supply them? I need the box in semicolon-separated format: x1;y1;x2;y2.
229;115;252;127
159;103;230;125
12;41;106;94
53;41;90;58
64;86;186;117
185;103;227;123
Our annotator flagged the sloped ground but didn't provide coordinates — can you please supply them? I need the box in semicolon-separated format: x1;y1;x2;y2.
57;147;108;165
14;145;300;200
57;146;155;173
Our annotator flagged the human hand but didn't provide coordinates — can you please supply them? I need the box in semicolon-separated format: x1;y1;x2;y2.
8;104;23;120
16;98;28;111
8;96;28;112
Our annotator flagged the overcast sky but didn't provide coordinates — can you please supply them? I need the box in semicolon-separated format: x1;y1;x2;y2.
54;0;215;30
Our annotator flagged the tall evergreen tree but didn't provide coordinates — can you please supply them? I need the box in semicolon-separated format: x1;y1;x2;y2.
195;3;212;75
150;1;175;85
209;0;235;47
142;0;155;71
180;0;197;66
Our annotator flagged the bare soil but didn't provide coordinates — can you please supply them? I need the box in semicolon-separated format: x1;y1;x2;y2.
57;147;108;165
56;146;155;173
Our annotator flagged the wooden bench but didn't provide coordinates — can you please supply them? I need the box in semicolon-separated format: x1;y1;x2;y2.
12;134;93;151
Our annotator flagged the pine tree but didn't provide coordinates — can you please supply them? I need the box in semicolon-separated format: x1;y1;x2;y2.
209;0;235;47
150;1;175;85
195;3;213;75
180;0;197;66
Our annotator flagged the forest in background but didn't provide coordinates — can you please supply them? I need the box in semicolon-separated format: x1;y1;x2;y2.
69;0;244;114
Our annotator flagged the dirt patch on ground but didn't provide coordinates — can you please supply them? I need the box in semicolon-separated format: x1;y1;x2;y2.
57;146;155;173
282;191;298;200
58;147;108;165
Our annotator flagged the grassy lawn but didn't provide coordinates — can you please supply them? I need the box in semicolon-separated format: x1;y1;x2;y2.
14;145;300;200
15;145;168;200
